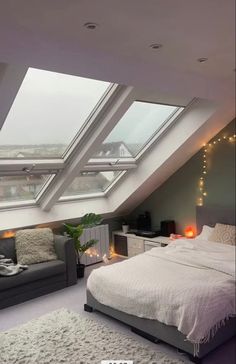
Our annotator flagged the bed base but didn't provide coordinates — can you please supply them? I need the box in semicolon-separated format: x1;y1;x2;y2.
85;290;235;363
131;327;161;344
129;328;202;364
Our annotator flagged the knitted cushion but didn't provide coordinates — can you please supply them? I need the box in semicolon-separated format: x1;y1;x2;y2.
209;223;236;245
15;228;57;265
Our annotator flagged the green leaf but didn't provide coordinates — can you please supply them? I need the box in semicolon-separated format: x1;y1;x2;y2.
80;213;102;227
78;239;98;259
63;223;83;239
63;214;102;258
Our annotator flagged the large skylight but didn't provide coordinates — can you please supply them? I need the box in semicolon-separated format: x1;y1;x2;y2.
61;171;121;198
0;68;186;213
0;174;51;203
0;68;110;159
92;101;182;159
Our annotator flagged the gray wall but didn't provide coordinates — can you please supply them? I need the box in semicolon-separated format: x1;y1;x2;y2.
128;119;235;234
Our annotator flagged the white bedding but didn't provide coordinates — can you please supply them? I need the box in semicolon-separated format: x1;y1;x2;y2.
87;238;235;349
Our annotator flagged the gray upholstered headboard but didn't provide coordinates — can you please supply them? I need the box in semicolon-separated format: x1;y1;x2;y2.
196;206;235;234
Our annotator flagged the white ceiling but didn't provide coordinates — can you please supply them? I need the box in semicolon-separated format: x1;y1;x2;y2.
0;0;235;100
0;0;235;229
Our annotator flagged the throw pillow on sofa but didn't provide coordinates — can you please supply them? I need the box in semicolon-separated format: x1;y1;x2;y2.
15;228;57;265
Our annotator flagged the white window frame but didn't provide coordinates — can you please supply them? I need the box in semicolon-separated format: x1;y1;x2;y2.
58;169;127;202
0;172;53;210
0;73;188;211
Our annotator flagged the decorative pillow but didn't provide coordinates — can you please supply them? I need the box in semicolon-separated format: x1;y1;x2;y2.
15;228;57;265
209;223;236;245
195;225;214;241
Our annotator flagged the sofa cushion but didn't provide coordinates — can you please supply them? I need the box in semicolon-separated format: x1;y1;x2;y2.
0;260;66;292
15;228;57;265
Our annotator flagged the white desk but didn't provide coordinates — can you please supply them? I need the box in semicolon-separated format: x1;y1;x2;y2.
112;231;172;258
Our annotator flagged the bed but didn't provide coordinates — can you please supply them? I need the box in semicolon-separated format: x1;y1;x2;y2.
84;207;236;363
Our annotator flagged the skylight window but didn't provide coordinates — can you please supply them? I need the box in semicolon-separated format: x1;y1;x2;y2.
0;68;186;212
0;68;110;159
92;101;183;159
0;174;51;204
61;171;121;198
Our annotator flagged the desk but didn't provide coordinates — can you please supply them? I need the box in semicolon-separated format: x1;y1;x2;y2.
112;231;172;258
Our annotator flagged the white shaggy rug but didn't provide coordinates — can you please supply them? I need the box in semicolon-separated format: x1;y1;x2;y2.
0;309;186;364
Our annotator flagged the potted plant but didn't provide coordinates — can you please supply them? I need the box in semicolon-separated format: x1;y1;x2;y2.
122;219;129;234
63;213;102;278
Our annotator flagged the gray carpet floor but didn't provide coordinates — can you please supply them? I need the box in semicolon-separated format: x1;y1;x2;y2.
0;257;235;364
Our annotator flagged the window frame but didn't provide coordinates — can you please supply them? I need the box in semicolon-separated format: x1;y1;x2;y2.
0;173;55;208
0;73;187;210
89;100;184;162
59;170;125;202
0;68;112;161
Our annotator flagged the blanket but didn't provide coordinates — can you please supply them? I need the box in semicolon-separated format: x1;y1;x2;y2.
87;239;235;354
0;255;28;277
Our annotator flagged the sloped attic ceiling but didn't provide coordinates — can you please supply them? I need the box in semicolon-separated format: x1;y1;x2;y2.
0;0;235;230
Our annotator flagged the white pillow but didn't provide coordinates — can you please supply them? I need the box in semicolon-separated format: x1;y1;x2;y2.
195;225;214;241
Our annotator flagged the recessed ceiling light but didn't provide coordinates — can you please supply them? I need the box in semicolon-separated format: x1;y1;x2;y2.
149;43;163;50
197;57;208;63
83;22;99;30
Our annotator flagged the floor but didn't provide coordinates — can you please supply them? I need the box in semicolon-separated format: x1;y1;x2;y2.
0;257;235;364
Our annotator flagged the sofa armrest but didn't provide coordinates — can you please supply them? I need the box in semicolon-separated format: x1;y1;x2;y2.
54;235;77;286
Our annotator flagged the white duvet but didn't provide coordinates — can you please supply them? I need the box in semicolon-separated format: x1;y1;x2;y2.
87;239;235;349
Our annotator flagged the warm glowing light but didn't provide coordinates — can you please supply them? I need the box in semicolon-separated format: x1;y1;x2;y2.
109;247;115;257
197;197;203;206
1;230;15;238
85;247;100;259
197;132;235;207
184;226;195;238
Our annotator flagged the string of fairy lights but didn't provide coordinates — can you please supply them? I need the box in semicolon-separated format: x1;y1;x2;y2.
197;133;236;206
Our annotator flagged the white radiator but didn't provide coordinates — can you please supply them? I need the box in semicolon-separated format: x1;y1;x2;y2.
80;224;109;266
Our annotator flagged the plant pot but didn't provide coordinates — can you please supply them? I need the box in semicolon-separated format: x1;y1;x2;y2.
122;224;129;234
77;264;85;278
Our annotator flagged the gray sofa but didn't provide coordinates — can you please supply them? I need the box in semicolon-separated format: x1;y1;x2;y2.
0;235;77;309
